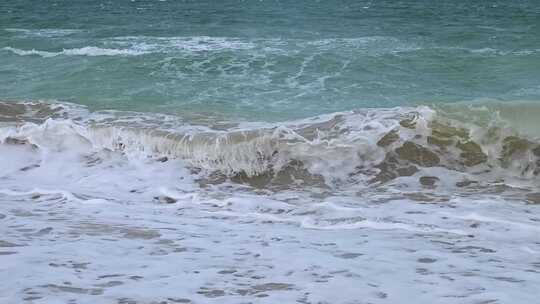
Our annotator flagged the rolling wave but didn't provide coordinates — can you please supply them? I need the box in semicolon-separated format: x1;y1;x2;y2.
1;100;539;197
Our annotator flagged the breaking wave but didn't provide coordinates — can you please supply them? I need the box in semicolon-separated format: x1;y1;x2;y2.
1;101;539;199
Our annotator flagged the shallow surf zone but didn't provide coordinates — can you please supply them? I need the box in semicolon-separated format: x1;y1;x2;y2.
1;100;540;304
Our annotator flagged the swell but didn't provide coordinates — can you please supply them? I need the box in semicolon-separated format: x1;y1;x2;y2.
1;101;540;193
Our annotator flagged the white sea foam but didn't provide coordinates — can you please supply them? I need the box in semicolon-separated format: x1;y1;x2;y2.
2;47;59;57
4;28;82;37
110;36;257;52
3;35;422;59
2;46;149;57
1;100;540;303
1;100;539;186
2;36;257;58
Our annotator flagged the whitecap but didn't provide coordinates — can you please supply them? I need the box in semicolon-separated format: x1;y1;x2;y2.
2;46;149;57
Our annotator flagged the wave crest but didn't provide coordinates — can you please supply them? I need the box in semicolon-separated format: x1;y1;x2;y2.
1;101;539;193
2;46;148;57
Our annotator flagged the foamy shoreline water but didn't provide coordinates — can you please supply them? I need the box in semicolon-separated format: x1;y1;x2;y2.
1;100;540;303
1;181;539;304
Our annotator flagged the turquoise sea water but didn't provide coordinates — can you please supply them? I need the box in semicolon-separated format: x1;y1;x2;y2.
1;0;540;120
2;2;540;304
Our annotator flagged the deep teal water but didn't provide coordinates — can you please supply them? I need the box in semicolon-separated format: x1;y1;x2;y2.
1;0;539;121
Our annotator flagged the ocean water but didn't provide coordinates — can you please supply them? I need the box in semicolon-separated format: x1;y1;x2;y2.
1;1;540;303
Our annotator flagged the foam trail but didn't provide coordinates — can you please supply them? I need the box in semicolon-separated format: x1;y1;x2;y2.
4;28;82;37
3;46;149;57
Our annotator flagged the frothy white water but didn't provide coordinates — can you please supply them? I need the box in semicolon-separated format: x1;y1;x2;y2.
2;35;419;59
4;28;83;37
1;177;539;303
110;36;257;52
1;100;540;303
6;34;537;63
1;36;257;58
2;100;539;189
0;104;424;182
2;46;149;57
